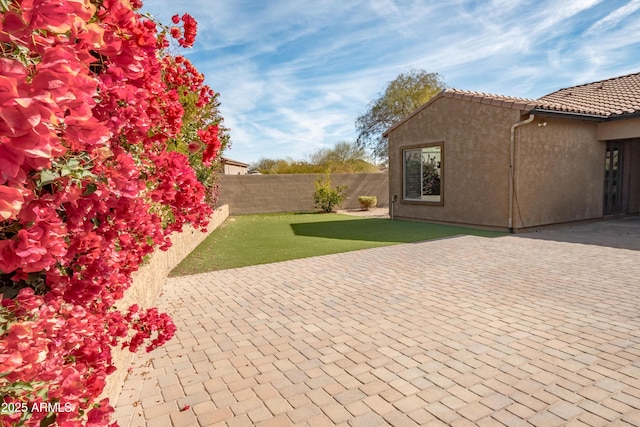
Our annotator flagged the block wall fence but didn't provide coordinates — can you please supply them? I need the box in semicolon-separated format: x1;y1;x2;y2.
218;173;389;214
102;205;229;403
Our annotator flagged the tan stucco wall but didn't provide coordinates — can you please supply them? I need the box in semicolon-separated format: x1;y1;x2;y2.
219;173;388;214
387;97;627;229
597;116;640;140
514;117;602;228
102;205;229;404
388;96;521;229
224;164;248;175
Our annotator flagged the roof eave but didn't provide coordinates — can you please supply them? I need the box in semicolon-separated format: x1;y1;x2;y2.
222;157;250;167
603;111;640;121
531;108;640;121
528;108;608;121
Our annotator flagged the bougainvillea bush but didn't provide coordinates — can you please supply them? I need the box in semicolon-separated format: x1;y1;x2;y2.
0;0;228;425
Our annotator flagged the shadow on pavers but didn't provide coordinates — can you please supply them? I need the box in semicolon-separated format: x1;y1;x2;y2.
515;216;640;251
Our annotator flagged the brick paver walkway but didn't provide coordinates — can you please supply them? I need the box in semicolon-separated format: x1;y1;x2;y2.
113;234;640;426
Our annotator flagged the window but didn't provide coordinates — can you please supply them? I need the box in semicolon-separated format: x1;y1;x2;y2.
403;143;443;203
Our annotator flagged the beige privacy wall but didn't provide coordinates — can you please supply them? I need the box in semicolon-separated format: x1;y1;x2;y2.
102;205;229;404
219;173;389;214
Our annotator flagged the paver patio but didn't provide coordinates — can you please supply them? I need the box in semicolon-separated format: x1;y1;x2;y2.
113;226;640;426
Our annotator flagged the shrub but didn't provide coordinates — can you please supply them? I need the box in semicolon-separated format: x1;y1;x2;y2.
313;173;348;213
358;196;377;210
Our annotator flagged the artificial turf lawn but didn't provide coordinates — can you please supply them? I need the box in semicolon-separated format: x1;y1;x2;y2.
169;212;506;276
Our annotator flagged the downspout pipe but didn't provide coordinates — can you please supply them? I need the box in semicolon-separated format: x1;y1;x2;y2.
509;113;535;233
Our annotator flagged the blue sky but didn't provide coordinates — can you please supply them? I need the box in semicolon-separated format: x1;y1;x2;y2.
143;0;640;165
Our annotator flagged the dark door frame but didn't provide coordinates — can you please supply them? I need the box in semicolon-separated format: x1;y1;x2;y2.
604;140;637;215
604;141;624;215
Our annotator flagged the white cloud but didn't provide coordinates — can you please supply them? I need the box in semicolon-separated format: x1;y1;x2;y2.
146;0;640;163
586;0;640;35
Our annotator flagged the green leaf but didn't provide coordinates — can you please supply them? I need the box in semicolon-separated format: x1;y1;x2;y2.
82;183;98;196
36;386;49;398
39;170;59;185
40;412;57;427
67;158;80;169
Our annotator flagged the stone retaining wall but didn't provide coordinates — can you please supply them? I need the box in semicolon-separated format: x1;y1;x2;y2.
102;205;229;404
219;173;389;214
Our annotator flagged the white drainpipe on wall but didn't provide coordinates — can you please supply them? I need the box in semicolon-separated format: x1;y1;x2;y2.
509;113;535;232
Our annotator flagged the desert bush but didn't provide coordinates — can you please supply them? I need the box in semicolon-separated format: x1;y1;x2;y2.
358;196;377;210
313;173;348;213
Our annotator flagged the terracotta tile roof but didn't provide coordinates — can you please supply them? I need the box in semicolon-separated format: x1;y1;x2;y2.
445;73;640;118
536;72;640;118
442;89;541;111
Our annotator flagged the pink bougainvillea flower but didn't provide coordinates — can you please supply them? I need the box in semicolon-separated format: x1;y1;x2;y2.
72;22;106;51
0;67;23;106
198;125;221;165
64;117;111;150
0;240;19;272
179;13;197;48
0;100;41;138
0;11;31;43
22;0;96;33
0;0;223;424
0;350;23;370
0;142;26;184
0;185;25;221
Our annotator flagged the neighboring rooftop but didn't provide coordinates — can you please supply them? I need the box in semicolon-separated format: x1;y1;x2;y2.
221;157;250;167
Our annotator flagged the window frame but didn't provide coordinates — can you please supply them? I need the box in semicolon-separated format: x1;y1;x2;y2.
401;142;444;206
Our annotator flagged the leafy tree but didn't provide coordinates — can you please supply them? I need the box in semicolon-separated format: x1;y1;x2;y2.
252;158;289;174
252;142;379;174
356;69;447;162
250;158;316;174
308;141;377;173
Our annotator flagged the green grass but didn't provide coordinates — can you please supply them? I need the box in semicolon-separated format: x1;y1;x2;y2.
170;212;505;276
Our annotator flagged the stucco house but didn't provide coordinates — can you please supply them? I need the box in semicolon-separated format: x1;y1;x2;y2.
221;157;250;175
385;72;640;232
